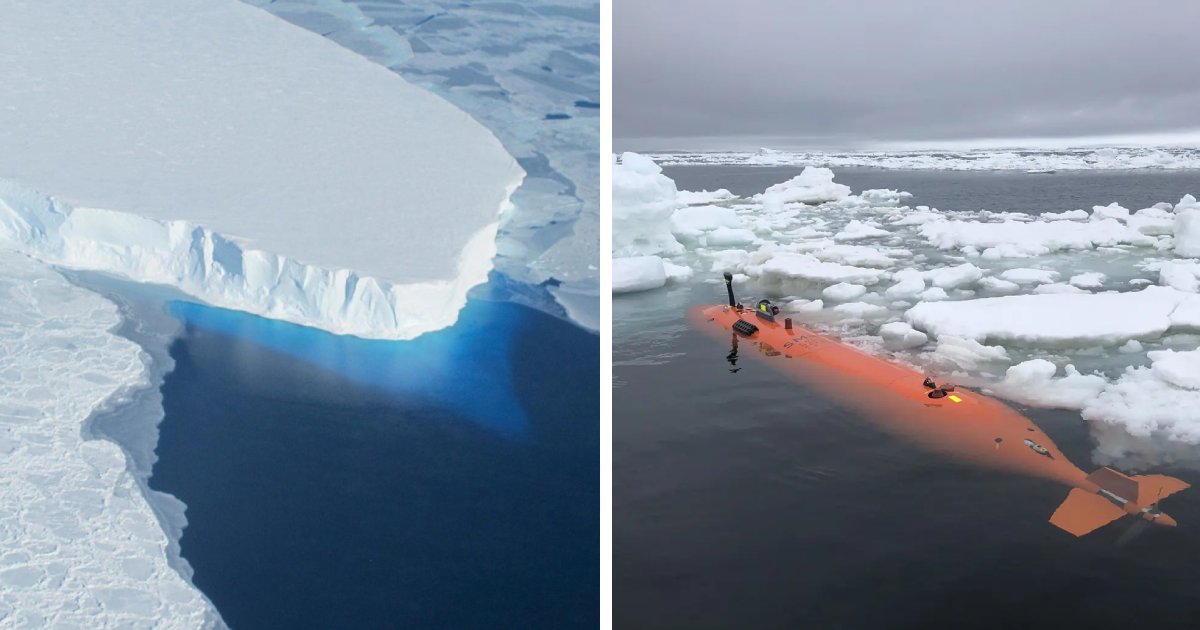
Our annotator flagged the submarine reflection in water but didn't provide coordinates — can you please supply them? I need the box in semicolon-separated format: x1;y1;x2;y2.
690;273;1188;538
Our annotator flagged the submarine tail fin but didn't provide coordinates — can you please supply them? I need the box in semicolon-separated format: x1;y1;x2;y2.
1049;488;1127;537
1131;474;1190;504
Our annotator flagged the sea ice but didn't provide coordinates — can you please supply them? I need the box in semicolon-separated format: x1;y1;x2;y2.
751;254;890;286
924;263;983;289
920;218;1152;258
885;269;927;299
994;360;1108;409
1173;203;1200;258
612;158;1200;461
832;302;889;320
754;167;851;209
834;220;890;241
0;252;220;628
906;287;1194;346
612;256;669;294
879;322;928;349
1000;268;1059;285
1069;272;1107;288
927;336;1010;371
1082;351;1200;444
823;283;869;302
671;206;743;240
705;227;759;247
677;189;738;205
644;147;1200;171
613;153;685;258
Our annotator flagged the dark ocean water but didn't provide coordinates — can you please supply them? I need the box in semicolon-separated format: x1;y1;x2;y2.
615;168;1200;629
147;294;598;629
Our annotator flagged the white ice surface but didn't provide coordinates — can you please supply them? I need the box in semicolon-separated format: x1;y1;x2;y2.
993;360;1108;409
612;153;685;258
920;217;1152;258
753;167;851;208
645;146;1200;170
905;287;1200;347
0;251;220;628
613;256;667;294
677;189;737;205
0;0;523;340
879;321;928;349
670;206;743;240
823;283;868;302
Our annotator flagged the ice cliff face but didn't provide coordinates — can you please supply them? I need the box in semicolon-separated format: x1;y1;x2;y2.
0;180;510;339
0;0;524;340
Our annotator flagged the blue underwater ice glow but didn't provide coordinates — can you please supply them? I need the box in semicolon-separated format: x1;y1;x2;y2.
167;295;529;438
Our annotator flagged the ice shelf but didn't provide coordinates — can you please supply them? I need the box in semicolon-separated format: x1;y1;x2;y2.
0;0;524;339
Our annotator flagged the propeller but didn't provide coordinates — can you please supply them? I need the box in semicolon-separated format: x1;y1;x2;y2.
1116;486;1165;547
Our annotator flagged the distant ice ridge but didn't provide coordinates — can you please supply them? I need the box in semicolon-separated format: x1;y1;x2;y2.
645;146;1200;170
613;151;1200;467
248;0;601;331
0;251;222;628
0;0;524;340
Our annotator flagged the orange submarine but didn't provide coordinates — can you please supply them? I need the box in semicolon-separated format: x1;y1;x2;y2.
691;272;1188;537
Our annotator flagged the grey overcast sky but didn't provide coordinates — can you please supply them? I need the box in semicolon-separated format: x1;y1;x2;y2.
615;0;1200;151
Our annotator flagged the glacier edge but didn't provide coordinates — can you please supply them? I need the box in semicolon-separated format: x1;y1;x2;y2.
0;177;521;340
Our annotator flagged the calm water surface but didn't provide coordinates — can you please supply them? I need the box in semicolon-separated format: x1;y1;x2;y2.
616;169;1200;629
149;297;598;629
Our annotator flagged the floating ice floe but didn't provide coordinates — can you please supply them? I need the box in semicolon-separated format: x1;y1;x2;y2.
834;220;890;241
879;322;929;349
1000;268;1060;285
993;360;1108;409
1173;195;1200;257
613;153;686;258
1083;349;1200;445
753;167;852;209
751;253;891;286
823;282;869;302
678;189;738;205
612;256;692;294
920;217;1154;258
906;286;1200;347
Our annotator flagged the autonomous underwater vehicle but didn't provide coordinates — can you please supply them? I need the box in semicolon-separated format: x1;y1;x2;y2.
691;272;1188;538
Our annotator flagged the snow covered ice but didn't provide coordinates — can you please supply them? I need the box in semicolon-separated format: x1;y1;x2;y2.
613;151;1200;468
645;146;1200;171
0;251;221;628
1;0;525;340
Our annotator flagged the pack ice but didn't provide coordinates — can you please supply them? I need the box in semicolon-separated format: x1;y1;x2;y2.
646;146;1200;171
0;251;222;628
0;0;524;340
614;152;1200;468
